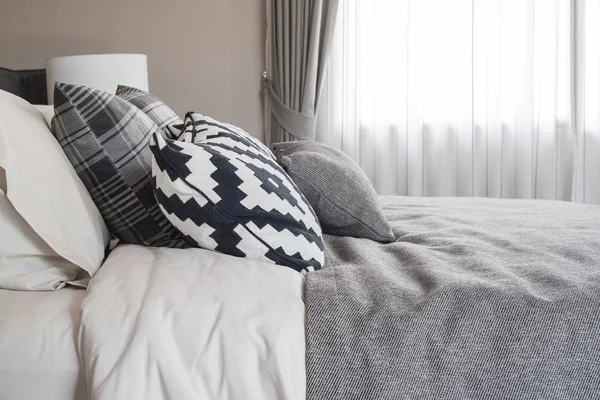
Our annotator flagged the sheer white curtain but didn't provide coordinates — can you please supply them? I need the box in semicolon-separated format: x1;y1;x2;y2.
317;0;599;204
573;0;600;204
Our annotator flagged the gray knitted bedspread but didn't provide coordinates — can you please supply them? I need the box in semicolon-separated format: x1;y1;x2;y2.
305;196;600;400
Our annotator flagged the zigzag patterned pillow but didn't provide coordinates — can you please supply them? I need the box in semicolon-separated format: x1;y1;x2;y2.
166;112;276;159
149;114;324;273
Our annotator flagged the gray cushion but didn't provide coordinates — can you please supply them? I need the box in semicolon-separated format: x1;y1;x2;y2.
273;141;395;243
51;82;189;248
115;85;182;136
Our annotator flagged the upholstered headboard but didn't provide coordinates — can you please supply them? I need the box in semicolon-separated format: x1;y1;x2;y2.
0;67;47;104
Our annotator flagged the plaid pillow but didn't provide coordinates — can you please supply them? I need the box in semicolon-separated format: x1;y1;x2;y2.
116;85;182;137
51;83;189;248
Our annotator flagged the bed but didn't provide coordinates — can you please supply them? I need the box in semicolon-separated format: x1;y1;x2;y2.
3;196;600;400
2;85;600;400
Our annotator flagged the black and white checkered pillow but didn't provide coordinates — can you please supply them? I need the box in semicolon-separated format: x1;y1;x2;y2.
116;85;182;137
52;83;189;248
150;113;324;273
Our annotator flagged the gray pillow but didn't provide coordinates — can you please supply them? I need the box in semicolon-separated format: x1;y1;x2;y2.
273;141;395;243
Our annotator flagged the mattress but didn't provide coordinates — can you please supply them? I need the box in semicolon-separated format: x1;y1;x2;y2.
0;287;85;400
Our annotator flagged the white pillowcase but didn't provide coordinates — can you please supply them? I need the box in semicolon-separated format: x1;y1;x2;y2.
0;169;82;290
0;90;110;287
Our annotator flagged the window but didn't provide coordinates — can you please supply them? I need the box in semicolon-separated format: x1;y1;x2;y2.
317;0;600;204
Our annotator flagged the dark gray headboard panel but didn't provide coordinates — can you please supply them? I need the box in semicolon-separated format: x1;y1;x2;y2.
0;67;48;105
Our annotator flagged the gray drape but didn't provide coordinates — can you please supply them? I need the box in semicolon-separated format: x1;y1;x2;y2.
264;0;339;144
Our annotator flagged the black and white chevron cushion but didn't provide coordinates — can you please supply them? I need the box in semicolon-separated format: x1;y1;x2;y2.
150;113;324;273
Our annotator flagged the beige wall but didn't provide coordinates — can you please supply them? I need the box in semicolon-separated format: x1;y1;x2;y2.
0;0;266;141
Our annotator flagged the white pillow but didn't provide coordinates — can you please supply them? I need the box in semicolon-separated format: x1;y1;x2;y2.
0;168;82;290
0;90;110;283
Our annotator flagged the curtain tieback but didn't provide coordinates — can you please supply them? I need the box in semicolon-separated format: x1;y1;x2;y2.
263;79;316;141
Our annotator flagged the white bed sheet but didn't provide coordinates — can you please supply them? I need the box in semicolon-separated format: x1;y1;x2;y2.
0;287;85;400
0;245;307;400
80;245;307;400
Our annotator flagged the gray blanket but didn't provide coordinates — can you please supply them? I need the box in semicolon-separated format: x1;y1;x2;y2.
305;196;600;400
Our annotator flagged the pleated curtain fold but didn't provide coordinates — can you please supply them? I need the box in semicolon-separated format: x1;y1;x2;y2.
316;0;600;205
264;0;339;145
